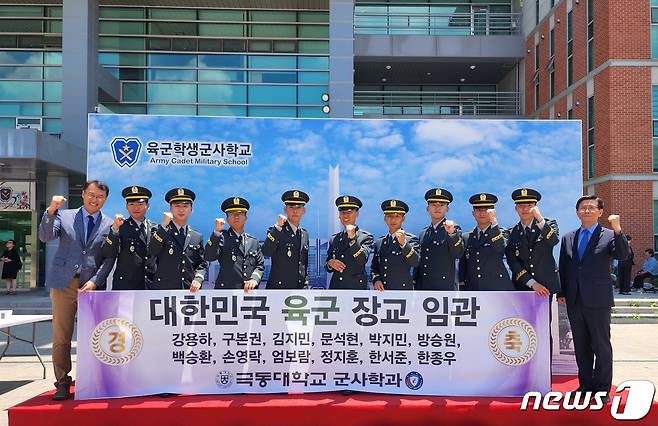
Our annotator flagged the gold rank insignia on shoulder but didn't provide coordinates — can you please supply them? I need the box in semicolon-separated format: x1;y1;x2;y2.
267;233;275;242
208;239;212;246
168;247;174;255
154;233;163;243
131;186;138;193
105;236;112;245
177;188;184;196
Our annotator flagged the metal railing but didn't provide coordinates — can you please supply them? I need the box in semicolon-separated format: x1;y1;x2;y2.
354;12;520;36
353;90;521;116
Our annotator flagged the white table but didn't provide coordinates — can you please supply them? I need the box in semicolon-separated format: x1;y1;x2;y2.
0;315;53;379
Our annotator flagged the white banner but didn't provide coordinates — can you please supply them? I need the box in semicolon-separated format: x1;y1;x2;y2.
77;290;550;400
0;181;32;211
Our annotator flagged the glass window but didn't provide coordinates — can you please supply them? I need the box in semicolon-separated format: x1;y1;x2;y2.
44;51;61;65
172;39;196;51
0;102;42;116
122;82;146;102
249;71;296;83
44;81;61;101
223;39;246;52
147;68;196;81
198;105;247;116
653;26;658;58
298;41;329;53
298;86;327;104
250;24;296;38
0;6;43;17
99;52;145;66
248;55;296;69
298;25;329;38
199;10;245;21
99;36;145;50
250;11;296;22
149;22;196;36
298;56;328;69
100;7;145;19
248;106;296;117
0;20;43;33
147;83;196;102
298;106;325;118
653;138;658;172
0;81;42;100
198;54;245;69
99;21;145;34
0;66;42;79
148;54;195;67
44;102;61;116
298;12;329;23
99;103;146;114
43;118;60;133
199;23;245;37
0;118;14;128
0;35;16;48
273;41;296;53
147;104;196;115
248;40;271;52
298;71;328;84
46;20;62;33
197;84;247;103
149;9;196;20
198;69;245;82
249;85;296;104
0;51;42;64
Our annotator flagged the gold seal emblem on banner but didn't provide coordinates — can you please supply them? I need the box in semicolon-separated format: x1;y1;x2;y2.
177;188;184;196
91;318;143;366
489;318;537;366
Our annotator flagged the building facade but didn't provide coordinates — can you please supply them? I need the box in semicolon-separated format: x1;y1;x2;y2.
0;0;650;287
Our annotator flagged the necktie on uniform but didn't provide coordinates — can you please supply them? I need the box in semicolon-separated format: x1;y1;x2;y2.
86;215;95;243
578;229;590;259
525;226;533;245
139;223;147;241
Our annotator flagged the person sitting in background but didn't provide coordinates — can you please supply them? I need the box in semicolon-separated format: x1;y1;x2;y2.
632;249;658;291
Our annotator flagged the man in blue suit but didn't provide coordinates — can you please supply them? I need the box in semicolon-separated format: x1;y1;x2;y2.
38;180;114;400
558;195;629;403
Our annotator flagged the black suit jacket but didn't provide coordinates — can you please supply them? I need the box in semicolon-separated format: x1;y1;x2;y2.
505;218;561;293
148;224;208;290
204;228;265;289
459;224;514;291
102;217;157;290
262;222;309;289
371;232;420;290
414;220;464;290
558;225;630;308
326;228;374;290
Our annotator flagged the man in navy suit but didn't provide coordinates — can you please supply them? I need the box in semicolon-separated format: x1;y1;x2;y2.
558;195;629;402
38;180;114;400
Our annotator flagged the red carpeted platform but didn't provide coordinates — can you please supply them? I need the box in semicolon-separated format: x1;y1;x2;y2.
8;376;658;426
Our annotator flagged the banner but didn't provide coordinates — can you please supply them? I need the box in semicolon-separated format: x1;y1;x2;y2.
76;290;550;400
0;181;32;210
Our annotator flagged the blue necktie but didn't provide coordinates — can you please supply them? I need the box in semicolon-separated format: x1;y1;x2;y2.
577;229;590;259
86;215;95;243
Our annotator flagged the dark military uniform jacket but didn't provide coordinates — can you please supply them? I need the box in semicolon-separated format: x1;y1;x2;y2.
371;232;420;290
505;218;561;293
414;220;465;290
459;224;514;291
262;222;309;289
204;228;264;289
102;217;157;290
147;223;207;290
325;228;374;290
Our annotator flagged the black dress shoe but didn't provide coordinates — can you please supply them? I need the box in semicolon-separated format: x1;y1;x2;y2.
52;383;71;401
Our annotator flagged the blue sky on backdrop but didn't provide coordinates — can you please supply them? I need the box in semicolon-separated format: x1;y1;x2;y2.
88;115;582;240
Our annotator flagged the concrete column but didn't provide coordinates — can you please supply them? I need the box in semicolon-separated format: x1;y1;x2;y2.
44;171;69;281
62;0;99;150
329;0;354;118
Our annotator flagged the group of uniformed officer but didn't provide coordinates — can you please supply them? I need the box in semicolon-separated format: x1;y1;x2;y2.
103;185;560;298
